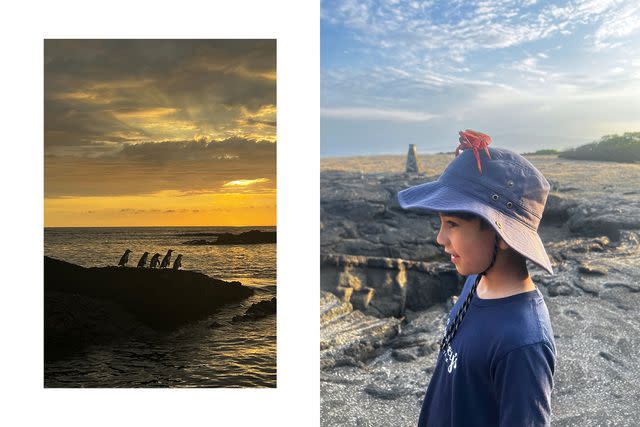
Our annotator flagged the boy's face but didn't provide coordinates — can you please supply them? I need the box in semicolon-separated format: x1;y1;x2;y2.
436;213;497;276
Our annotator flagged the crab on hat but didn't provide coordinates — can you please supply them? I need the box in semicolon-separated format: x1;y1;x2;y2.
397;131;554;275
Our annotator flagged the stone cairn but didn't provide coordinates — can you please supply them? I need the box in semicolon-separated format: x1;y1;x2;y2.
406;144;420;174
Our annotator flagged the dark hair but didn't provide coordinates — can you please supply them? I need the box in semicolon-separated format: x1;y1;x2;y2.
440;211;491;231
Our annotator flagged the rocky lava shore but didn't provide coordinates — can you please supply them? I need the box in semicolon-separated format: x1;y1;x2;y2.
320;154;640;426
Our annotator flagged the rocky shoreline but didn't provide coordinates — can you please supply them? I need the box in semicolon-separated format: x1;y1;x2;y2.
183;230;277;245
320;154;640;426
232;297;277;322
45;256;254;360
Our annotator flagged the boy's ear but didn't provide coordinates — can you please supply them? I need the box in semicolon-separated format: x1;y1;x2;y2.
497;236;510;251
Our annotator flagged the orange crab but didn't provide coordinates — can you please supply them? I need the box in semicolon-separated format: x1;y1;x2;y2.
455;129;492;174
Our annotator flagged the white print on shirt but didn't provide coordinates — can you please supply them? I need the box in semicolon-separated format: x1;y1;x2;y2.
442;318;458;374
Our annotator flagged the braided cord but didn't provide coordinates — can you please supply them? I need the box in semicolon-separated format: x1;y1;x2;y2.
440;233;499;352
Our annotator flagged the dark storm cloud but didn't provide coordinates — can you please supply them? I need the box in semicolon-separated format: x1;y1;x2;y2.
44;39;276;154
116;137;273;164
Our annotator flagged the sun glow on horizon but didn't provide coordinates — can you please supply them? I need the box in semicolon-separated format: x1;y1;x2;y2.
44;190;276;227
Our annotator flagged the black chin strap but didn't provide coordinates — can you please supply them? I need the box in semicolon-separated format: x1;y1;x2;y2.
439;233;500;352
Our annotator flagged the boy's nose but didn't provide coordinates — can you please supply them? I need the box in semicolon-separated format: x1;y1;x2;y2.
436;224;446;247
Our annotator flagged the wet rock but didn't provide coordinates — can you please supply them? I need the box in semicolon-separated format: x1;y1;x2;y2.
232;297;276;322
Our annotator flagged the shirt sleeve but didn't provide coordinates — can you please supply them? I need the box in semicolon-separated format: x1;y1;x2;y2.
492;342;556;427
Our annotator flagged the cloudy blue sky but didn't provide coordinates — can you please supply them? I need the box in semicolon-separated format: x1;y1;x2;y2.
321;0;640;156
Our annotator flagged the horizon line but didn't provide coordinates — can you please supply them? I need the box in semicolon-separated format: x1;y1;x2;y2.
44;224;277;229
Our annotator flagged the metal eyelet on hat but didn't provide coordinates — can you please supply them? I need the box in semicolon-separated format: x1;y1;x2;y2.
491;193;499;201
507;180;514;187
506;201;513;209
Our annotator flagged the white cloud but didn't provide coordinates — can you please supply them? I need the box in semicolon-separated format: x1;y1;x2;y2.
593;2;640;50
323;0;637;69
321;107;438;122
223;178;270;187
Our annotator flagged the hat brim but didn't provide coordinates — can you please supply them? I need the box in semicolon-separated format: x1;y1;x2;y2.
398;181;554;275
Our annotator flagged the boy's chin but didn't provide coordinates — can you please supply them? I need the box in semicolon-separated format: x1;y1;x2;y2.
454;265;481;276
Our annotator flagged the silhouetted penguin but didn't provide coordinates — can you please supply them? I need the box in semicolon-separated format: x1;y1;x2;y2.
149;253;161;268
172;254;183;270
137;252;149;268
160;249;173;268
118;249;132;267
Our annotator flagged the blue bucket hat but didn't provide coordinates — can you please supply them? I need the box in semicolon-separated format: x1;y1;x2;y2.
397;133;554;275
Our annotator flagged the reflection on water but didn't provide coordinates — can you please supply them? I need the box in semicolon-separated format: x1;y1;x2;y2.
44;227;276;388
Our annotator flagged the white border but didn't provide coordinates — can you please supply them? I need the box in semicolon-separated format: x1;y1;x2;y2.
1;1;320;426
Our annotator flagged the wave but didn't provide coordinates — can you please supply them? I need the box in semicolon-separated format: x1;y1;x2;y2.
252;285;277;294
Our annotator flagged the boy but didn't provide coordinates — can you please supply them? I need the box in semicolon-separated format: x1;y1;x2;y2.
397;130;556;427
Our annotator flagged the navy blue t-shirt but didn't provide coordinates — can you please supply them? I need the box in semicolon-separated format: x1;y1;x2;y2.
418;274;556;427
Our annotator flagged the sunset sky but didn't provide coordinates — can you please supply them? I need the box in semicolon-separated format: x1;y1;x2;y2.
321;0;640;156
45;39;276;227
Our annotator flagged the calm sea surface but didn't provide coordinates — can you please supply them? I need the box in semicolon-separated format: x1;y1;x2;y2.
44;226;276;388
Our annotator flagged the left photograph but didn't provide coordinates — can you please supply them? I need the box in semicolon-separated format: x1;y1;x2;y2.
44;39;277;388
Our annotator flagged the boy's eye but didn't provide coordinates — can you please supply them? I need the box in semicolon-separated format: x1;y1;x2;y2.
447;221;457;227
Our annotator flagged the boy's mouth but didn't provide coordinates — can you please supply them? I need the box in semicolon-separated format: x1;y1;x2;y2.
446;251;460;263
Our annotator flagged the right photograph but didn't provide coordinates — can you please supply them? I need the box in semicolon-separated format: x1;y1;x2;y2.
320;1;640;426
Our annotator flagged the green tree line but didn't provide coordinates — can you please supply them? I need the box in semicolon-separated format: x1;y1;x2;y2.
524;132;640;163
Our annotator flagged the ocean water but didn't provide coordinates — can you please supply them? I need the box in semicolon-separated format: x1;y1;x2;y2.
44;226;276;388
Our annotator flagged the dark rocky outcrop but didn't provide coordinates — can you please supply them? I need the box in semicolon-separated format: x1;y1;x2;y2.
183;230;276;245
321;254;462;317
320;292;401;369
45;256;253;359
232;297;277;322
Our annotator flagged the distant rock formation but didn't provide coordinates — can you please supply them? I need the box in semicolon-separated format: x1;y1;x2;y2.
183;230;277;245
44;256;253;360
406;144;420;174
232;297;276;322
